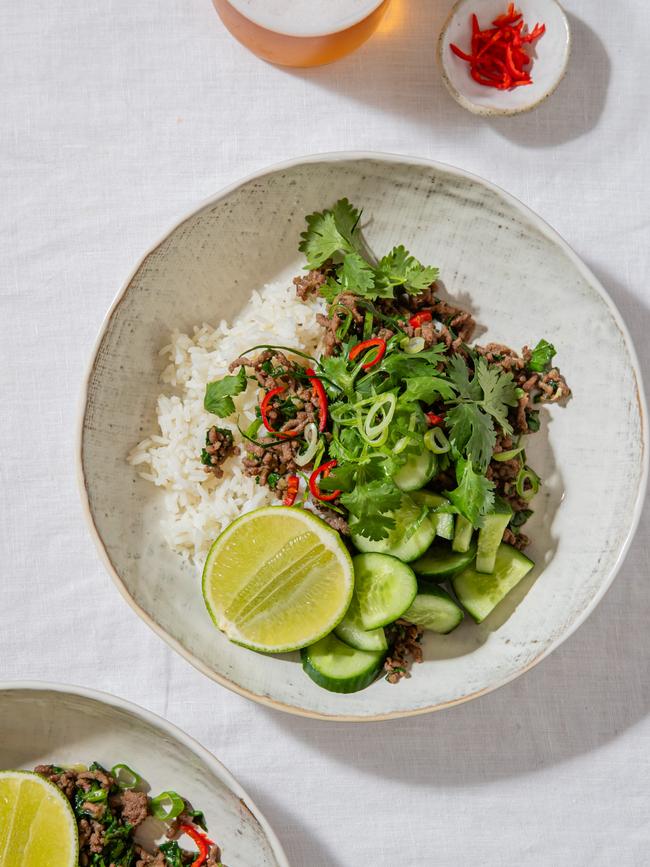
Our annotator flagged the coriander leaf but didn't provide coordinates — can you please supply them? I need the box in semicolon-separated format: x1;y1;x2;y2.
445;459;495;526
319;277;344;303
476;357;518;434
331;198;362;248
299;210;351;269
159;841;185;867
376;245;439;295
340;479;402;541
204;366;247;417
446;355;482;401
402;375;457;404
318;462;357;493
339;252;375;294
528;338;556;372
318;355;355;396
445;402;495;472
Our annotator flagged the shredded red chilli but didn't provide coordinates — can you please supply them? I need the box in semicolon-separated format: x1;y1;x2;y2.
180;824;214;867
408;311;433;328
259;386;299;438
306;367;329;432
450;3;545;90
348;338;387;370
283;474;300;506
309;460;341;502
426;412;444;426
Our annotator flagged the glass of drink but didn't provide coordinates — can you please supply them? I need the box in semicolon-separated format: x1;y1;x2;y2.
212;0;392;67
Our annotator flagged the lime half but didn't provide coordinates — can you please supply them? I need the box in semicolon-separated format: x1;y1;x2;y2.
0;770;78;867
202;506;354;653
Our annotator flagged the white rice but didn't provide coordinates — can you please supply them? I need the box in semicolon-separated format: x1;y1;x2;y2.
128;282;326;565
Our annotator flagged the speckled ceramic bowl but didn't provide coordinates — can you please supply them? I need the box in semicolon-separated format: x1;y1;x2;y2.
0;682;289;865
438;0;571;116
79;153;647;721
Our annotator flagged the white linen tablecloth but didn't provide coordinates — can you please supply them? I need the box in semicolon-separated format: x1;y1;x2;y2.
1;1;649;864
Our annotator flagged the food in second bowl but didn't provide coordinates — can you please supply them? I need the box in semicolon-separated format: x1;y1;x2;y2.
131;198;570;693
0;762;224;866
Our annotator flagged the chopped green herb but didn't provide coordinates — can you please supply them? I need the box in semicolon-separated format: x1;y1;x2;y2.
528;339;556;373
204;366;247;417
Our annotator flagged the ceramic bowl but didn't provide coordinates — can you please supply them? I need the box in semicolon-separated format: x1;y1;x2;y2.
79;152;647;721
438;0;571;116
0;682;289;866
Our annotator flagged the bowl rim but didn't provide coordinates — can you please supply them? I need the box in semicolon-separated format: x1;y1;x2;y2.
436;0;572;117
0;679;291;866
223;0;388;39
77;150;648;722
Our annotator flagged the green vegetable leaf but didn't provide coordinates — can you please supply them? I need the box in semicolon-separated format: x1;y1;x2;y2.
318;355;355;396
204;367;247;417
528;338;556;372
446;355;482;400
445;459;495;526
159;841;186;867
402;375;457;404
299;210;351;269
340;479;402;541
476;357;518;434
445;403;495;472
376;245;439;295
339;252;375;294
331;198;362;247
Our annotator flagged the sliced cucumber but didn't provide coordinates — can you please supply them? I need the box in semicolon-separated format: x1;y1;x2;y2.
351;494;436;562
334;594;388;652
411;491;454;540
412;539;477;580
353;553;417;630
452;543;534;623
452;515;474;553
476;498;513;574
301;633;385;693
393;449;437;492
402;584;464;634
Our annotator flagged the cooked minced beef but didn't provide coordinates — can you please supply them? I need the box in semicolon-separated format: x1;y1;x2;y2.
293;268;327;301
228;350;321;492
384;620;424;684
34;764;223;867
202;426;239;479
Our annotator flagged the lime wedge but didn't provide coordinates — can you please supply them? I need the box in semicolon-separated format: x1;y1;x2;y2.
202;506;354;653
0;770;78;867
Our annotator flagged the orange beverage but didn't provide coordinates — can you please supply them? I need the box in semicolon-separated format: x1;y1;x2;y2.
212;0;392;67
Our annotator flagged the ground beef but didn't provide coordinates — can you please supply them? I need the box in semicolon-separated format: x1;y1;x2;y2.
33;765;223;866
314;504;350;535
203;426;239;479
293;268;327;301
384;620;424;684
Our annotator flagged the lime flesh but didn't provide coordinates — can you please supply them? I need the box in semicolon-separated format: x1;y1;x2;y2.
202;506;354;653
0;770;78;867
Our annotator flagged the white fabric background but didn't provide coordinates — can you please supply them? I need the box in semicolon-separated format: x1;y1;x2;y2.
1;1;649;864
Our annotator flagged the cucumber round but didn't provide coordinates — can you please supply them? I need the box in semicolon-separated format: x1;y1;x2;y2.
351;494;436;562
412;540;477;580
393;449;437;492
334;594;388;652
301;633;385;693
353;553;418;630
411;491;454;540
402;584;464;634
453;543;534;623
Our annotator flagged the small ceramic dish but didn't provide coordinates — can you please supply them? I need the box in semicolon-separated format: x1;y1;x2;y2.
0;682;289;866
79;152;646;722
438;0;571;116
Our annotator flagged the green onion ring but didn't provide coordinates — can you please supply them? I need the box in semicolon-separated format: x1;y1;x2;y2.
424;427;450;454
515;467;540;500
150;790;186;822
110;764;142;790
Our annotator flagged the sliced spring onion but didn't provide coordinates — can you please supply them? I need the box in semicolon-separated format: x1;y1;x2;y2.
295;422;319;467
84;787;108;803
150;790;186;822
363;393;397;440
424;427;450;454
240;343;317;363
393;435;411;455
332;305;353;340
516;466;541;500
363;311;374;340
400;336;426;354
493;446;524;462
244;417;263;439
110;764;142;790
